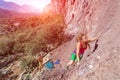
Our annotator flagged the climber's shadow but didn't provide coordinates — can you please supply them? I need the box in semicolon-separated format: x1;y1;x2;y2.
87;39;99;57
92;39;98;52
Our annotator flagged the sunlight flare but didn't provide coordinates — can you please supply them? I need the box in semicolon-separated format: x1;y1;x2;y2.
32;2;49;12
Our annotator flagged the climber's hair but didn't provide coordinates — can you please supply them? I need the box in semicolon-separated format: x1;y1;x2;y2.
76;33;85;42
76;33;91;49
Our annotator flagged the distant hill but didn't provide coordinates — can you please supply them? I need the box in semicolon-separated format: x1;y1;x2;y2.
0;8;39;18
0;0;41;13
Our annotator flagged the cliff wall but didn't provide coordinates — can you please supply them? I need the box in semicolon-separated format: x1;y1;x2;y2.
50;0;120;80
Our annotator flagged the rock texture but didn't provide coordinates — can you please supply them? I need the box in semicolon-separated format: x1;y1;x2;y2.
37;0;120;80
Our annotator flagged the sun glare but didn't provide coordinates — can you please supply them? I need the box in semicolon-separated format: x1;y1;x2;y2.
31;1;51;12
4;0;51;12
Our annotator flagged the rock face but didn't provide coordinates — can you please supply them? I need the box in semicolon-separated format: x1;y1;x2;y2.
43;0;120;80
65;0;120;80
66;0;120;79
50;0;66;14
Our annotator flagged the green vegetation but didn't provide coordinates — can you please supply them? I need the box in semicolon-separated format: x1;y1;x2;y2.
0;14;69;71
20;55;38;72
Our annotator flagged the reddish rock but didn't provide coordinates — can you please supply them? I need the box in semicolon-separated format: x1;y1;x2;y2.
40;0;120;80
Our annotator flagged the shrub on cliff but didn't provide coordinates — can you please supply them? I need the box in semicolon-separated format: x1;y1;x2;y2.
0;14;68;56
0;36;14;56
20;55;38;72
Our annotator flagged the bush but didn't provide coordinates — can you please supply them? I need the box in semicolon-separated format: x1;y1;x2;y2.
0;14;69;56
0;36;14;56
20;55;38;72
0;13;71;72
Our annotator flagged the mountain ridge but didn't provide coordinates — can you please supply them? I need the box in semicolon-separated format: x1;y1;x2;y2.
0;8;39;18
0;0;41;13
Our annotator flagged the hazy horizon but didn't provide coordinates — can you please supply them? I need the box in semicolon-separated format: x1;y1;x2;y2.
4;0;51;11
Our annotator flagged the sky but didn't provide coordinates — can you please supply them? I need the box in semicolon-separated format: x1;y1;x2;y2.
4;0;51;11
